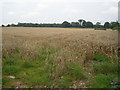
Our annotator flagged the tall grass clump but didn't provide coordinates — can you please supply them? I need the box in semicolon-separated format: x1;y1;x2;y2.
3;56;22;76
93;54;109;62
3;65;21;76
67;62;85;79
92;62;118;75
90;74;117;88
56;75;74;88
24;72;52;87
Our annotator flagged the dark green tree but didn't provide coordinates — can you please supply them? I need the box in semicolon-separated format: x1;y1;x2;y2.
62;21;71;28
71;22;80;27
104;22;111;28
2;25;5;27
95;22;101;28
7;24;10;27
78;19;83;27
110;22;119;28
86;21;93;28
82;20;87;28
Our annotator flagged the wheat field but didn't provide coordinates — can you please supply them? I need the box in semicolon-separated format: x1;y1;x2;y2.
2;27;118;59
2;27;118;88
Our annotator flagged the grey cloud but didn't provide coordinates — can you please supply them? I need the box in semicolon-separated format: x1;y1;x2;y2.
1;0;119;25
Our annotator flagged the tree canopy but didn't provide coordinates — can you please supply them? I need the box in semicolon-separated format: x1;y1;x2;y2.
2;19;120;29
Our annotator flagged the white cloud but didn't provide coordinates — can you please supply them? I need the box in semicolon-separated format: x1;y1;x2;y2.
8;11;15;15
37;3;48;9
2;0;119;3
63;8;83;14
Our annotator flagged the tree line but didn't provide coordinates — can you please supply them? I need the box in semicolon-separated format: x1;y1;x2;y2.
2;19;120;29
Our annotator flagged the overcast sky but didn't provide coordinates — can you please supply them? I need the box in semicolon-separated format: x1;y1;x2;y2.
0;0;119;25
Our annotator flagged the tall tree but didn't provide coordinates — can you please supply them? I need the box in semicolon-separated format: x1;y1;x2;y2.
104;22;111;28
110;22;119;28
2;25;5;27
86;21;93;28
71;22;80;27
95;22;101;28
82;20;87;28
78;19;83;27
62;21;71;28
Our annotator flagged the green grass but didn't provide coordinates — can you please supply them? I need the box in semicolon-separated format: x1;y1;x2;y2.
67;62;85;79
2;45;118;88
41;46;58;55
3;65;21;76
24;71;52;87
92;62;118;75
2;46;59;87
21;60;34;68
56;75;74;88
93;54;109;61
2;78;15;88
2;78;10;87
90;74;117;88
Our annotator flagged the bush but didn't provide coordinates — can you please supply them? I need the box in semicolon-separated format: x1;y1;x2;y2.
93;54;109;61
